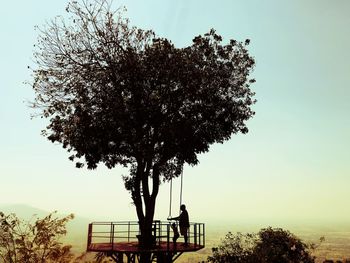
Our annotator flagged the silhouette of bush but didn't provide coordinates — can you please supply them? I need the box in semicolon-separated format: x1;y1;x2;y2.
0;211;74;263
208;227;316;263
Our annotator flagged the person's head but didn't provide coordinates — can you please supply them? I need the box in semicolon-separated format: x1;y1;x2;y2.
172;223;176;228
180;204;186;211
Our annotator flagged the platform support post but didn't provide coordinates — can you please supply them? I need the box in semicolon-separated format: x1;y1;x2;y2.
106;252;186;263
155;252;173;263
108;252;123;263
127;253;136;263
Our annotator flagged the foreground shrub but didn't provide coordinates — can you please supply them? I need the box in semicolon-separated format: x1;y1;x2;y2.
0;211;74;263
208;227;316;263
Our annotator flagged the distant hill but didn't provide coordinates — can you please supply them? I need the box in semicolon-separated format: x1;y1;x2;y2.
0;203;49;219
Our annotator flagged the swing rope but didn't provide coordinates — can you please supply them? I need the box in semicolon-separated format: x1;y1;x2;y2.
168;168;184;219
168;176;173;219
179;168;183;214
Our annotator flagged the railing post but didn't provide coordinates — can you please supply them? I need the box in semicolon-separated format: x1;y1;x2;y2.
167;223;170;251
158;221;161;243
87;223;92;251
203;223;205;247
194;223;197;246
187;224;190;244
110;223;115;250
128;221;130;242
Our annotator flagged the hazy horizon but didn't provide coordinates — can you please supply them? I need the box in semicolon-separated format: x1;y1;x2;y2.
1;202;349;230
1;203;349;262
2;203;350;263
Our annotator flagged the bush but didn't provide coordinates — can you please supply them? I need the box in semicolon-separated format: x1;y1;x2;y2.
0;211;74;263
208;227;316;263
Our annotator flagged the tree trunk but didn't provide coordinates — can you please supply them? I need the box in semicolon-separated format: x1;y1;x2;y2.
132;161;161;263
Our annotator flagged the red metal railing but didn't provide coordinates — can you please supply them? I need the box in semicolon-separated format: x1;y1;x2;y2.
87;220;205;251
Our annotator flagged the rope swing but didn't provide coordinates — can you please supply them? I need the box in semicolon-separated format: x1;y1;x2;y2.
168;176;173;219
168;169;184;219
179;168;183;214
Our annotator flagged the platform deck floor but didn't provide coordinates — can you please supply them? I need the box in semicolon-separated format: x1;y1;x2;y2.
88;241;204;253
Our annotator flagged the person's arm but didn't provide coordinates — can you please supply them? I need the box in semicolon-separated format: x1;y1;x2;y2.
168;215;180;220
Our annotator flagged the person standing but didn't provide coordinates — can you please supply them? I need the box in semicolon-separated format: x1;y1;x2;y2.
168;204;189;246
171;223;180;247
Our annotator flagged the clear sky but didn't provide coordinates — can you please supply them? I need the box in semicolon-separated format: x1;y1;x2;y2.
0;0;349;227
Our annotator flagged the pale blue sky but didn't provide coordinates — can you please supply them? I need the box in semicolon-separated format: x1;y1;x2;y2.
0;0;349;227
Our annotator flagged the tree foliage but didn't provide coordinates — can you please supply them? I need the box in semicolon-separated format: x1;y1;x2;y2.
208;232;257;263
208;227;317;263
31;0;256;251
0;211;74;263
31;0;255;174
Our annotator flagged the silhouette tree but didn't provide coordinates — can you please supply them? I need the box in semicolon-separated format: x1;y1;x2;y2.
208;232;257;263
208;228;317;263
0;211;74;263
252;227;316;263
31;0;256;252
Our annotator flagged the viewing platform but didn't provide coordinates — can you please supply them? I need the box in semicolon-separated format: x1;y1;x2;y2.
86;220;205;262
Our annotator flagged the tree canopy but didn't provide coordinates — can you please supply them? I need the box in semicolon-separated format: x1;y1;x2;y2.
32;0;255;175
31;0;256;251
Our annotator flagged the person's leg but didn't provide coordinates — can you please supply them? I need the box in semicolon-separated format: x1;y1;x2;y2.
173;234;179;247
184;232;188;245
180;227;188;245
